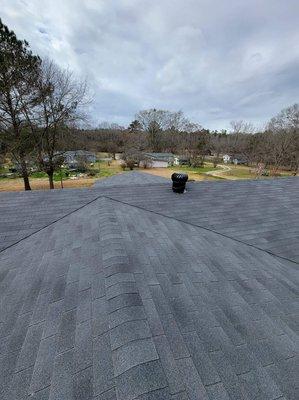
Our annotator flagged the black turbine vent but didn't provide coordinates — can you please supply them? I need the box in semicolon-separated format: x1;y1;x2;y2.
171;173;188;193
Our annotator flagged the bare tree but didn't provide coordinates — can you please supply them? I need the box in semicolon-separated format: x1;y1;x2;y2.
25;60;90;188
265;104;299;174
135;109;201;152
230;120;255;135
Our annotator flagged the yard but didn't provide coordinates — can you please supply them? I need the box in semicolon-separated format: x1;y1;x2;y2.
143;164;221;181
0;159;123;191
0;158;296;192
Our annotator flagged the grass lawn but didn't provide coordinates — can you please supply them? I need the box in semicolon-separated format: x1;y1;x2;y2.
143;163;219;181
222;166;255;179
144;163;297;181
91;160;123;178
0;159;296;192
0;160;123;192
221;164;295;179
174;164;218;174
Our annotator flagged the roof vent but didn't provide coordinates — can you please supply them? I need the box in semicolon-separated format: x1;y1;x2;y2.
171;173;188;193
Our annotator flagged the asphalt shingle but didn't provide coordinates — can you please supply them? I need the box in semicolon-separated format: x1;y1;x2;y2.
0;173;298;400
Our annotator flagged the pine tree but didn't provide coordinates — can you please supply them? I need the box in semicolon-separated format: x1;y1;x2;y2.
0;19;41;190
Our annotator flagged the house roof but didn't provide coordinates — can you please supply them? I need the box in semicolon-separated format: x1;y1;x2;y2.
144;152;174;161
0;173;298;400
64;150;96;157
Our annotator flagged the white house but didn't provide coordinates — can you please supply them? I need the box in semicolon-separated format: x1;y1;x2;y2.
143;153;174;168
223;154;231;164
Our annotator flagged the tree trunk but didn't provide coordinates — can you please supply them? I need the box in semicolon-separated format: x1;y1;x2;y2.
20;156;31;191
48;171;55;189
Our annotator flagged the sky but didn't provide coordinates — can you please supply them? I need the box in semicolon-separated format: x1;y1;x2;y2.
1;0;299;130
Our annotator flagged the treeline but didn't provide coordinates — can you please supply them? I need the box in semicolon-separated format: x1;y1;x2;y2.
72;106;299;174
0;19;88;190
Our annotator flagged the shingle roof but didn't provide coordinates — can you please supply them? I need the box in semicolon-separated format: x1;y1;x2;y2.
93;171;168;188
0;172;298;400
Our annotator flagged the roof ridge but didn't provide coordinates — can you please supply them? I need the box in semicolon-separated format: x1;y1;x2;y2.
0;193;104;254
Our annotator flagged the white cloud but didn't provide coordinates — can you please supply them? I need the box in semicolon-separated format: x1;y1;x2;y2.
1;0;299;129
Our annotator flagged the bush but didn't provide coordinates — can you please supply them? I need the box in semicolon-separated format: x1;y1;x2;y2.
190;157;204;167
126;160;135;170
140;158;153;169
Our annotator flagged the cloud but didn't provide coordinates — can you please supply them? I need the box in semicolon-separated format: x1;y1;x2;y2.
1;0;299;129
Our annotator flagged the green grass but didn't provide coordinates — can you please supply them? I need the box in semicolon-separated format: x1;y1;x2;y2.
169;163;219;175
31;171;48;178
30;170;73;181
90;160;123;178
224;168;253;178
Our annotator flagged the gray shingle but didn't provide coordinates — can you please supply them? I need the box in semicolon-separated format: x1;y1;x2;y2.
153;335;185;394
94;388;117;400
30;335;57;392
205;383;231;400
106;281;138;300
15;321;44;371
239;368;283;400
142;298;165;337
57;309;76;353
183;331;221;386
109;319;151;350
74;319;92;371
108;305;146;330
72;366;93;400
108;293;143;313
49;349;74;400
115;360;167;400
112;337;159;376
4;366;33;400
176;357;209;400
77;288;92;323
93;332;114;396
0;175;298;400
160;314;190;359
42;299;64;339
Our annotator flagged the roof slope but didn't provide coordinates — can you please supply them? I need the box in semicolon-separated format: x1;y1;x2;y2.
93;171;168;188
0;173;298;400
0;189;97;251
97;176;299;263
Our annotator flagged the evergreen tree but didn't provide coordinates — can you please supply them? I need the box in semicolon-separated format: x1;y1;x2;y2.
0;19;41;190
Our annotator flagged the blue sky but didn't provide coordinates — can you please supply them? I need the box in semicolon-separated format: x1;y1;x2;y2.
2;0;299;129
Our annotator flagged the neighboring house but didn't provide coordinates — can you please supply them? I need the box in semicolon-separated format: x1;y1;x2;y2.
232;154;248;165
173;155;190;166
143;153;174;168
223;154;231;164
223;154;248;165
63;150;97;168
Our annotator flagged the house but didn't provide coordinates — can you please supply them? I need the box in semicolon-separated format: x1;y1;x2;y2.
143;152;174;168
223;154;248;165
0;174;298;400
63;150;97;168
232;154;248;165
223;154;231;163
173;155;190;166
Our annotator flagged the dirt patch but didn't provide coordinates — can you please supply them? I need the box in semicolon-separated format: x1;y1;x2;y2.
0;178;96;192
141;168;213;181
